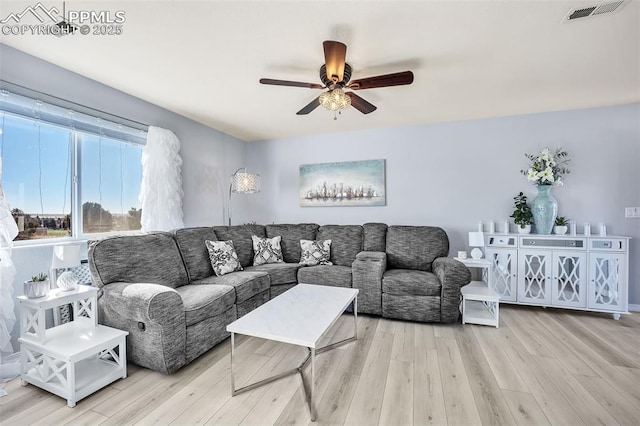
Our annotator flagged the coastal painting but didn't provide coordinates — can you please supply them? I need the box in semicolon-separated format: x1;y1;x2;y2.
299;159;386;207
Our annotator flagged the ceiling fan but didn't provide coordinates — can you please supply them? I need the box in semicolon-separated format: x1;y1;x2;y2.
259;40;414;119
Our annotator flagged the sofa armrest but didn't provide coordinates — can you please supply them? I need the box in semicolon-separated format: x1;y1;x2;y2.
432;257;472;322
98;282;186;374
352;251;387;315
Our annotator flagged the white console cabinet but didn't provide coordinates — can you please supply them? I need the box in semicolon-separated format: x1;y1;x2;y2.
485;235;518;302
484;234;629;319
587;238;628;314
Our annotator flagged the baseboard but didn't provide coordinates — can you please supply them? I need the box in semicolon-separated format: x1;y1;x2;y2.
629;304;640;312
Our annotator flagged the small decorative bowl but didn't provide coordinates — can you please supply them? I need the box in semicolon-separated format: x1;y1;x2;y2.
24;280;50;299
57;271;79;291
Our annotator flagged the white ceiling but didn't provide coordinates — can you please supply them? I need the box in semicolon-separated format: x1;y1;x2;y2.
1;0;639;142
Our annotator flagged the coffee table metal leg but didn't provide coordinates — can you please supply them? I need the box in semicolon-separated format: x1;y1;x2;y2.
232;345;311;397
230;332;235;394
316;296;359;355
311;347;316;421
354;297;358;340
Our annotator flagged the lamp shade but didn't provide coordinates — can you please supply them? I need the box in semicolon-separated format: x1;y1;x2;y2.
51;244;81;269
319;88;351;111
468;231;485;248
231;172;261;194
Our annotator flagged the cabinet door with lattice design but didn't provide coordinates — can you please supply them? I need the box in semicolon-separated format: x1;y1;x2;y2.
551;252;587;308
518;250;552;305
486;248;517;302
588;253;627;312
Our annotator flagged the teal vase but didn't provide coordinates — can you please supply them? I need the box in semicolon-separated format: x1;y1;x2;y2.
531;185;557;235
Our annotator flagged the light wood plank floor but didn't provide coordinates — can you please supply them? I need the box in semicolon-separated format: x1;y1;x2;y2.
2;305;639;425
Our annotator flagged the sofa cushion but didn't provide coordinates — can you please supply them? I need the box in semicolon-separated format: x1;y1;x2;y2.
266;224;319;263
205;240;243;276
89;232;189;289
386;226;449;272
213;225;267;267
298;265;352;288
244;263;302;285
300;239;333;266
175;284;236;326
382;269;442;297
191;270;270;304
317;225;363;267
363;223;388;252
252;235;284;266
174;227;217;282
382;294;442;323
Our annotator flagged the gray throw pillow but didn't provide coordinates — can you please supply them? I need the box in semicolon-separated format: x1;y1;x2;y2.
299;239;333;266
252;235;284;266
205;240;243;276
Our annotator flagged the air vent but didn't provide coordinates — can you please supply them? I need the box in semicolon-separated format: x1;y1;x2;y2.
592;0;625;15
564;1;625;21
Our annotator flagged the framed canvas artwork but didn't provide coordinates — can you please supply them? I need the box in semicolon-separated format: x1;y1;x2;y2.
299;159;386;207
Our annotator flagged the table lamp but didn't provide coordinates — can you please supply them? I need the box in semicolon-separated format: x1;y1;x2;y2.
468;231;485;260
51;244;81;291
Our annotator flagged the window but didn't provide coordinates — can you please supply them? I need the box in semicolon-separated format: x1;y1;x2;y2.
0;90;146;242
80;134;143;234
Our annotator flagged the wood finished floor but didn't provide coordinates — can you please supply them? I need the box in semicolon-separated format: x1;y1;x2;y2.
2;305;639;425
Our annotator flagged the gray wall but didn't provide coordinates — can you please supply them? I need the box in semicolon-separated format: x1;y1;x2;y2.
246;104;640;305
0;44;248;349
0;44;248;227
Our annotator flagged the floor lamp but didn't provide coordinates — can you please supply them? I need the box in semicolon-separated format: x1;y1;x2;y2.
228;168;261;225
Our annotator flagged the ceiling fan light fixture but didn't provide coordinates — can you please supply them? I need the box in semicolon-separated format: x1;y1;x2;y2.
319;88;351;112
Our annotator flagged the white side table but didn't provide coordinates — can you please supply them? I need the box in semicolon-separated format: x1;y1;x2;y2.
18;286;128;407
460;281;500;328
455;257;500;327
454;257;492;287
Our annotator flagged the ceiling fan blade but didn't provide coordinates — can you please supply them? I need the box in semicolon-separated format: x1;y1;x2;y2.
346;92;377;114
296;96;321;115
323;40;347;83
347;71;414;90
260;78;325;89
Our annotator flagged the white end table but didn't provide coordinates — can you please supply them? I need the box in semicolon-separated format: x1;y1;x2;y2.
454;257;492;286
461;281;500;328
455;257;500;327
18;286;128;407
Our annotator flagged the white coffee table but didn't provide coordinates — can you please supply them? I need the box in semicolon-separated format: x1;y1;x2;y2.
226;283;358;422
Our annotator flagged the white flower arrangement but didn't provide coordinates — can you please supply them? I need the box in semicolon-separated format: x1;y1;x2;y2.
521;147;570;186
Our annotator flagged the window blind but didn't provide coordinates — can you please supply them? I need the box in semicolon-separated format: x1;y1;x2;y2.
0;84;147;145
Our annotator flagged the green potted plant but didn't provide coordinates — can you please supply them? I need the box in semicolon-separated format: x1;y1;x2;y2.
510;192;533;234
554;216;569;235
24;272;50;299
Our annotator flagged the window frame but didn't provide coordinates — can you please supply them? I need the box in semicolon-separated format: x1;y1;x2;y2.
1;109;146;247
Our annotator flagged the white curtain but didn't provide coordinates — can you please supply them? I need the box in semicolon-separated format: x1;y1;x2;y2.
139;126;184;232
0;155;20;386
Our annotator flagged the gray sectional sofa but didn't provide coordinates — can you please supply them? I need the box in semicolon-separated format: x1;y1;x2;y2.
88;223;470;374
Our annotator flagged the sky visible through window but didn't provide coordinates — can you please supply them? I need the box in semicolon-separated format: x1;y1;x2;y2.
1;114;142;220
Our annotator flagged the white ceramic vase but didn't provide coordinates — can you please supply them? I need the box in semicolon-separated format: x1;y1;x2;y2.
554;225;568;235
24;280;50;299
517;224;532;234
